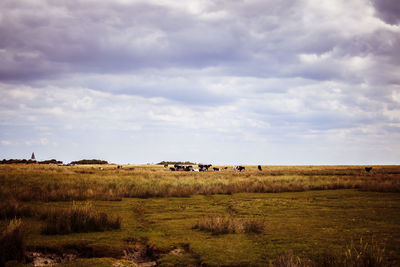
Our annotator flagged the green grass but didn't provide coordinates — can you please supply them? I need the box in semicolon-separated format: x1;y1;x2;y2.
3;190;397;266
0;165;399;266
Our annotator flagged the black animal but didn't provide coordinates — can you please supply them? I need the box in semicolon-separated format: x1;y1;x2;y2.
258;165;262;171
234;166;245;172
198;164;212;171
174;164;185;171
213;167;220;171
117;165;123;169
184;165;194;171
199;166;207;172
365;167;373;172
171;164;194;171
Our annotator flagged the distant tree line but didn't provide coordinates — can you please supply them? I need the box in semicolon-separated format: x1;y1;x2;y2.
1;159;37;164
70;159;108;165
39;159;63;164
0;158;108;165
0;159;63;164
157;161;196;165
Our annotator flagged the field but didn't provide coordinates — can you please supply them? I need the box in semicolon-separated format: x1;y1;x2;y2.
0;164;400;266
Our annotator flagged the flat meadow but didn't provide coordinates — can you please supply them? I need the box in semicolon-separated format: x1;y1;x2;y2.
0;164;400;266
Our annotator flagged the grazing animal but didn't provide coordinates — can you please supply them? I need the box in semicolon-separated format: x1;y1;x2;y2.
174;164;185;171
184;165;194;171
178;166;185;171
213;167;220;171
258;165;262;171
164;164;168;168
117;165;123;169
199;166;207;172
171;164;193;171
234;166;245;172
199;164;212;171
99;167;104;170
365;167;373;172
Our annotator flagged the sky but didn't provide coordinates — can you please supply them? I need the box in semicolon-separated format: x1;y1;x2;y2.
0;0;399;165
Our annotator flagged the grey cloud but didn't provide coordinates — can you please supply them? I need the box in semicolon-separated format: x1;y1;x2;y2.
371;0;400;25
1;0;397;97
1;0;400;164
0;0;247;80
0;0;349;82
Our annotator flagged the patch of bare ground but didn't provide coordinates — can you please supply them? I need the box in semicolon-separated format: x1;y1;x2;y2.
22;243;122;266
122;246;157;267
122;244;193;267
24;243;164;267
122;238;193;266
25;251;77;266
122;237;161;266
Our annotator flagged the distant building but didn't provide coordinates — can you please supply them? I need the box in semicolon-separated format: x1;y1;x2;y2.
31;152;36;160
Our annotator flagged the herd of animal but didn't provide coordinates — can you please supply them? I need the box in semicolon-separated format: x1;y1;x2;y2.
166;164;263;172
102;165;374;173
167;165;373;173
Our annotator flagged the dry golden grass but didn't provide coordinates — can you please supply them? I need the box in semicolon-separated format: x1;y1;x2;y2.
192;216;237;234
0;164;399;202
41;202;121;235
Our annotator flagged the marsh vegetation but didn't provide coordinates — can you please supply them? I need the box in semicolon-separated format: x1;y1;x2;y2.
0;164;399;266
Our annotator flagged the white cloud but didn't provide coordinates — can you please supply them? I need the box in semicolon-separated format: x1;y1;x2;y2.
24;138;50;146
1;140;12;145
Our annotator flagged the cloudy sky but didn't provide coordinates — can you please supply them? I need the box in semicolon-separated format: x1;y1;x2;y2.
0;0;399;165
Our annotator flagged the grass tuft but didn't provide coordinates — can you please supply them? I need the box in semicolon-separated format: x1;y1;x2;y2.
192;216;265;235
0;218;25;265
192;216;236;235
41;202;122;235
0;199;36;219
343;237;386;267
241;218;266;234
274;252;303;267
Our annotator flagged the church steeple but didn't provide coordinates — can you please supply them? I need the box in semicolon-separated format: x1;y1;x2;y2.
31;152;35;160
